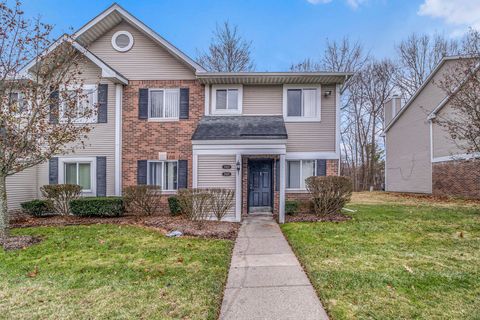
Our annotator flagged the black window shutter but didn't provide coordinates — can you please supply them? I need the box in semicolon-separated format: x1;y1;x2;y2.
179;88;189;119
178;160;188;189
96;156;107;196
97;84;108;123
138;89;149;119
275;159;280;191
137;160;147;185
49;90;59;124
316;159;327;176
49;157;58;184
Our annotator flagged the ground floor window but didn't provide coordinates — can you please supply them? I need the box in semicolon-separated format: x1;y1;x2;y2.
287;160;316;189
148;161;178;191
64;162;92;191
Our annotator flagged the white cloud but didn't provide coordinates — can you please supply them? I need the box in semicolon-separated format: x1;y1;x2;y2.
418;0;480;31
306;0;366;9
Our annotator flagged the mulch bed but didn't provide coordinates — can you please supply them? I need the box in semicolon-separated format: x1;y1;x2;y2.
1;235;43;251
9;215;240;241
280;212;351;223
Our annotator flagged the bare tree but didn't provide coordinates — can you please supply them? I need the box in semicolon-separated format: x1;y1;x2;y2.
290;37;369;74
0;1;94;241
197;21;254;72
394;33;459;99
434;29;480;155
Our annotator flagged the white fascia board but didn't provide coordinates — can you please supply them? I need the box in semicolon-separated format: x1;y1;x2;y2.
192;139;287;145
432;152;480;163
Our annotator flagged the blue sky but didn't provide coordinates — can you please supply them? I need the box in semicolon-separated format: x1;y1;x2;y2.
21;0;480;71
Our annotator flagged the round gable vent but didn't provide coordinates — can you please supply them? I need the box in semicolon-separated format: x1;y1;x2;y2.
112;31;134;52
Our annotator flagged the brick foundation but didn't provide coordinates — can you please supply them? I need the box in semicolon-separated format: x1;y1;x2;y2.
432;160;480;199
122;80;204;213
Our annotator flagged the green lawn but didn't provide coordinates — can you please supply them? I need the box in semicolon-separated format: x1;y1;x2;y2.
0;225;233;319
281;194;480;320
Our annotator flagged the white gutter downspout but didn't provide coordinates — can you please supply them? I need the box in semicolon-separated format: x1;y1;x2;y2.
114;84;123;195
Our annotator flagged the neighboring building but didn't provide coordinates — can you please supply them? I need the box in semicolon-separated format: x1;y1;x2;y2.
384;56;480;199
7;3;350;223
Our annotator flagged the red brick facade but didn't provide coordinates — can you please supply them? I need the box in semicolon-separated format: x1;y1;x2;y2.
122;80;204;211
432;160;480;199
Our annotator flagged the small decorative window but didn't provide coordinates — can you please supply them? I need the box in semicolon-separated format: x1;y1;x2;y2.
111;31;134;52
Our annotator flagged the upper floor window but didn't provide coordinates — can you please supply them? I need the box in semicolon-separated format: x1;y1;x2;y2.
283;86;321;122
212;85;242;114
8;92;27;112
60;84;97;123
149;88;180;120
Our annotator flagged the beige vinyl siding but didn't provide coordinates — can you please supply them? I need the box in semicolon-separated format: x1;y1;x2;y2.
385;65;454;193
197;155;236;219
89;21;195;80
242;85;283;115
286;86;337;152
197;155;236;189
6;167;37;210
432;103;467;158
37;60;117;197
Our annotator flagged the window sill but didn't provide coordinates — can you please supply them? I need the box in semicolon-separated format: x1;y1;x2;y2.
284;117;321;123
147;118;179;122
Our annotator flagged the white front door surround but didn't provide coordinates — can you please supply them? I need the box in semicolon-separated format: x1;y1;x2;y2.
192;141;287;223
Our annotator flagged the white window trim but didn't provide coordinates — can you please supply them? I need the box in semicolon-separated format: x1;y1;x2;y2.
283;84;321;122
286;159;317;191
211;84;243;115
58;157;96;195
60;84;98;124
111;30;134;52
146;160;179;192
147;88;180;121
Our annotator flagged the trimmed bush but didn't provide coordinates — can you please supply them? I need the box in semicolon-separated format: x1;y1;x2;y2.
168;196;182;216
305;176;353;216
70;197;124;217
21;199;53;217
285;200;299;215
177;189;212;223
123;185;161;216
208;188;235;221
40;184;82;215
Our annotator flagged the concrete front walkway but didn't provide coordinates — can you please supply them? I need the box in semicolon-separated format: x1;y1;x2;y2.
219;215;329;320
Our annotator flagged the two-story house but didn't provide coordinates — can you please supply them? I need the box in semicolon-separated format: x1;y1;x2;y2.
7;3;350;223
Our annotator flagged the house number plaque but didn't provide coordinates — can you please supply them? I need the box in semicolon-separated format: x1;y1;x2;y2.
222;172;232;176
222;165;232;169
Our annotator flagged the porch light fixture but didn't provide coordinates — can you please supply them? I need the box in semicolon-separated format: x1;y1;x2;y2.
324;90;332;97
236;160;241;173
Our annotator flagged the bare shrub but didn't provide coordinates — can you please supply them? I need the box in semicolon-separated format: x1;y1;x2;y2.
123;185;161;216
177;189;213;223
305;176;353;216
208;189;235;221
40;184;81;216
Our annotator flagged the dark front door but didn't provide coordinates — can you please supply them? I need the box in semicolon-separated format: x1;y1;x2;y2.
248;160;273;211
